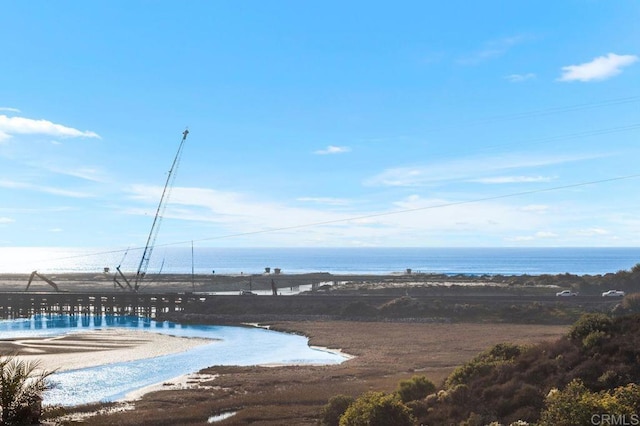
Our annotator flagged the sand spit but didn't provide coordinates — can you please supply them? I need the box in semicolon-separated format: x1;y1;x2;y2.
0;328;215;373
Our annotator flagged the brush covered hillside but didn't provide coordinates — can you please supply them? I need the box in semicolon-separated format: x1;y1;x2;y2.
413;313;640;425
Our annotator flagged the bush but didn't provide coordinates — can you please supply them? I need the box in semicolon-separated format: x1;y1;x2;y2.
0;355;54;425
622;293;640;313
539;380;600;426
339;391;415;426
320;394;354;426
582;330;608;350
396;375;436;403
379;297;424;317
568;313;612;342
445;343;523;389
539;379;640;426
340;301;378;318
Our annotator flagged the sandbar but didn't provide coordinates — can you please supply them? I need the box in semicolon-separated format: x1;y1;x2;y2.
0;328;214;373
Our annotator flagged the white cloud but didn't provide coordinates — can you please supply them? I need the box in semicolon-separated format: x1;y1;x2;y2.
39;165;108;183
472;176;553;184
123;185;551;246
505;73;536;83
510;235;534;242
314;145;351;155
0;115;100;141
520;204;550;213
575;228;609;236
507;231;558;242
0;217;14;224
535;231;558;238
297;197;351;206
0;107;20;113
459;35;531;65
558;53;638;82
0;179;94;198
366;153;600;187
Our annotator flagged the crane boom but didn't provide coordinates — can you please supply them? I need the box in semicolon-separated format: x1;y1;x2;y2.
133;129;189;291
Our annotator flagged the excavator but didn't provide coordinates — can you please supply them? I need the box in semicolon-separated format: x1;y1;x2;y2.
25;270;61;292
23;130;189;294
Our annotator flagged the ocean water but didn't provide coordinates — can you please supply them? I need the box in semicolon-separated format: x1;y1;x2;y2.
0;315;347;406
1;247;639;276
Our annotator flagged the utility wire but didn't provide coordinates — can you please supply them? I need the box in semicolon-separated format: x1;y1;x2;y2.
423;95;640;133
31;95;640;265
45;172;640;264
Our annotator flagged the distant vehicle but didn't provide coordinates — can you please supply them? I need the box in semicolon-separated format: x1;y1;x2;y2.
556;290;578;297
602;290;625;297
240;290;257;296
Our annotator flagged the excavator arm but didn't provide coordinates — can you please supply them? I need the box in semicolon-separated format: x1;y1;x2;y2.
25;271;60;292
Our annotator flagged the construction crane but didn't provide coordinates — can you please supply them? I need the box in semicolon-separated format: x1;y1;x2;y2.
114;129;189;292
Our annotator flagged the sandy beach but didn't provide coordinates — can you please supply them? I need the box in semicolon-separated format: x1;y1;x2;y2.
0;328;214;373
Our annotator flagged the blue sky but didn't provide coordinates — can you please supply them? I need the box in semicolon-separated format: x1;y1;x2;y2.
1;1;639;249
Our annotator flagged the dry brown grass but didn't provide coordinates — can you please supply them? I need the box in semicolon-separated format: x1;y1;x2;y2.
71;321;568;425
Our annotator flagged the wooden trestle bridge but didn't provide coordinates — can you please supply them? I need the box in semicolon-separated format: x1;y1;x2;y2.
0;292;207;319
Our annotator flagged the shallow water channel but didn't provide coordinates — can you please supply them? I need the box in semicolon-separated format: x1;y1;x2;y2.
0;315;347;406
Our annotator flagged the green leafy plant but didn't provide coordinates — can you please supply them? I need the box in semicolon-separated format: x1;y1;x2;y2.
539;379;640;426
396;375;436;403
0;355;54;425
445;343;524;389
339;391;414;426
320;394;354;426
568;313;613;342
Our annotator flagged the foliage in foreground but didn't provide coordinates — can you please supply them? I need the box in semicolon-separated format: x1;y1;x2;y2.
320;376;432;426
445;342;524;390
338;391;414;426
0;355;54;425
322;313;640;426
539;379;640;426
396;375;436;403
320;394;355;426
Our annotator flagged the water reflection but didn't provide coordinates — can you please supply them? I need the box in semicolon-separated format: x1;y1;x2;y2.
0;314;347;406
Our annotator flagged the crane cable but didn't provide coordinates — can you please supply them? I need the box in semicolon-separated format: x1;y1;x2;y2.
133;129;189;290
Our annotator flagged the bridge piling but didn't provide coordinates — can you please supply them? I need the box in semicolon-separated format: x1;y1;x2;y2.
0;292;199;319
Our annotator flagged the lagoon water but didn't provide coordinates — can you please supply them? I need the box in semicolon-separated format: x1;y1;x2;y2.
0;315;347;406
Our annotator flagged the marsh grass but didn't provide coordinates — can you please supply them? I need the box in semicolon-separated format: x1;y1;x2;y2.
76;321;567;425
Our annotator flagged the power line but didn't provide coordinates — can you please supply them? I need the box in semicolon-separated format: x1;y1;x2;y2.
413;123;640;164
425;95;640;132
47;172;640;263
30;95;640;265
471;95;640;124
184;173;640;244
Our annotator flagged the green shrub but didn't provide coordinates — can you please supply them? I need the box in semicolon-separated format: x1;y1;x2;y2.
339;391;415;426
622;293;640;313
582;330;608;349
396;375;436;403
539;379;640;426
568;313;612;342
379;297;424;317
340;301;378;318
445;343;523;389
320;394;354;426
611;383;640;413
0;355;54;425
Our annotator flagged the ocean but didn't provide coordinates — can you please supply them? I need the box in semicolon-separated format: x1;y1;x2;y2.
1;246;639;276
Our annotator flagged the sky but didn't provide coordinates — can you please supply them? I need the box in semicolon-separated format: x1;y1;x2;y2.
1;1;639;250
